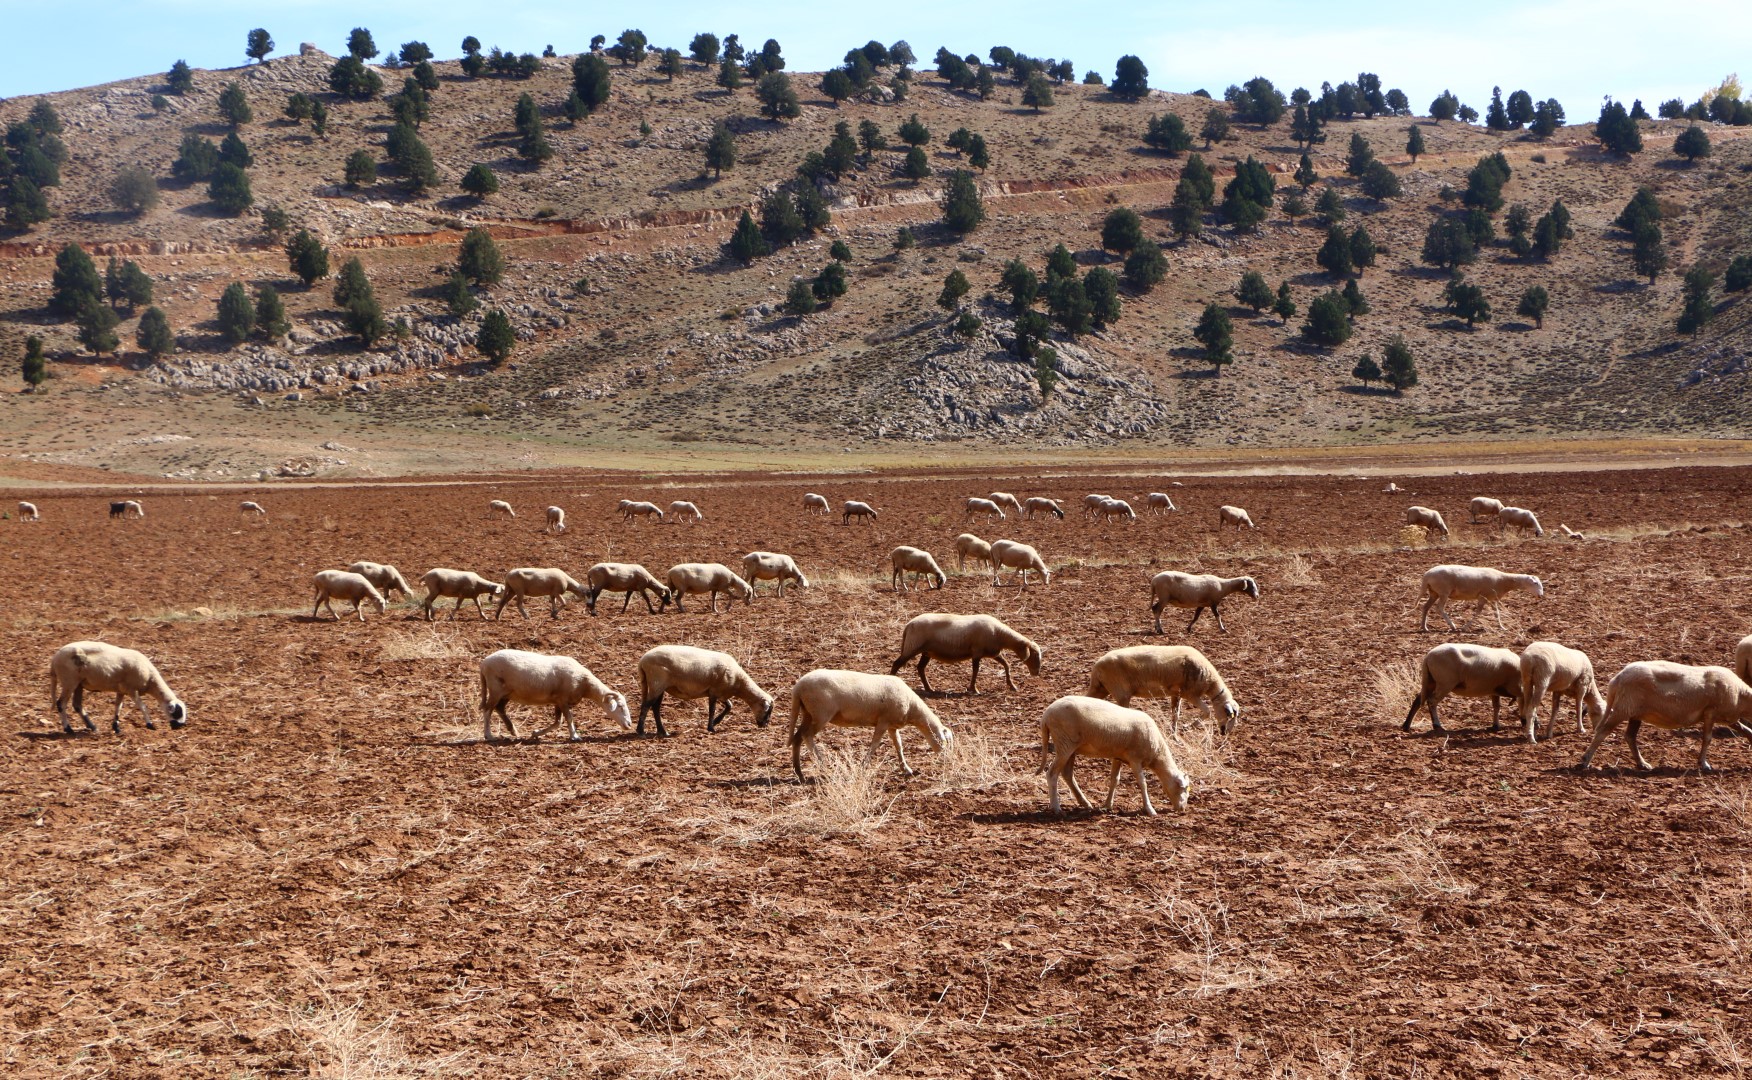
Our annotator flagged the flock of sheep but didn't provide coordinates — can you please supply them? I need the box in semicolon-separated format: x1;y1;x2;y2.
30;482;1752;811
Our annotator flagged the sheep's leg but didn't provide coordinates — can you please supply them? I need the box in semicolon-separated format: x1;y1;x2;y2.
1491;599;1506;630
1402;693;1426;732
1437;597;1458;631
1212;602;1228;633
1419;594;1436;631
998;655;1017;692
481;697;501;742
889;727;916;776
968;657;982;695
1061;752;1093;809
1151;600;1164;635
1697;714;1717;774
865;724;887;766
501;707;520;739
1102;761;1123;810
550;595;561;619
313;589;325;619
1490;693;1503;732
1133;762;1158;816
916;655;934;695
790;721;810;783
563;707;581;743
515;595;530;620
1185;607;1204;632
134;691;155;731
705;695;727;733
110;693;126;734
1171;697;1183;736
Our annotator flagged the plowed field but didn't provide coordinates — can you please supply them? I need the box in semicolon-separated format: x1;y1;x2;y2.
4;465;1752;1077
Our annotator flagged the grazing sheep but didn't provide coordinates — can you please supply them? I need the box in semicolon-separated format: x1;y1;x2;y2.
988;492;1024;516
1038;696;1189;816
1145;492;1177;514
965;496;1007;521
1217;505;1255;531
49;641;187;735
1023;497;1066;520
1086;645;1239;735
478;649;632;743
495;567;590;620
843;500;878;525
953;532;994;572
1082;493;1110;518
1737;634;1752;686
741;551;809;597
890;546;947;592
636;644;774;736
1096;497;1138;523
17;501;39;522
239;500;266;517
1577;661;1752;774
110;500;144;519
544;506;568;534
890;612;1042;695
584;562;672;614
1559;523;1586;540
621;500;665;522
665;563;754;612
1383;482;1401;493
1402;643;1523;733
418;568;504;621
1404;506;1449;538
788;669;952;782
487;499;516;518
312;570;387;622
990;539;1051;588
1149;572;1259;634
1419;564;1544;631
1468;497;1505;524
348;561;416;600
1498;506;1544;538
803;492;832;515
1519;641;1606;743
668;500;703;523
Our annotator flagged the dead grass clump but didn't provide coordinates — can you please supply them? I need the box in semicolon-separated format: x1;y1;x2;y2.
377;625;471;662
1154;895;1284;996
1164;713;1241;788
1369;659;1421;725
713;750;895;844
1276;551;1320;587
291;991;468;1078
1396;524;1429;550
926;726;1029;794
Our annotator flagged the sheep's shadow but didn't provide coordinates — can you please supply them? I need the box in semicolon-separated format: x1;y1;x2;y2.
707;776;792;790
965;808;1155;824
18;728;96;741
1425;730;1529;750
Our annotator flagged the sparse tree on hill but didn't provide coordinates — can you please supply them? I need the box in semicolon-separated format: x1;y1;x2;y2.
1302;292;1351;347
1221;156;1274;232
1352;354;1381;387
1101;207;1145;254
573;54;613;112
476;309;515;363
1169;177;1205;238
1034;348;1058;401
902;145;931;182
441;271;479;317
344;149;377;188
1200;106;1229;147
217;82;252;127
21;333;48;387
1632;221;1666;284
208;164;252;215
757;72;801;120
1517;284;1550;328
821;69;854;106
1406;124;1426;163
717;57;744;92
135;309;171;360
459;163;498;199
1726;255;1752;294
1450;280;1491;326
285;230;328;286
690;33;721;65
1382;335;1417;391
246;29;274;64
286;92;314;122
1360;161;1400;203
219;131;253;169
1349;226;1376;274
1193;302;1233;375
1341;278;1369;317
703;121;736;179
254;284;288;340
400;41;433;65
347;28;378;60
1344;132;1375;177
1677;266;1715;335
216;282;255;345
310;100;328;138
1272;281;1296;324
1046;243;1077;281
784;277;817;318
1421;218;1476;268
1236;270;1272;313
1295;153;1318;189
658;49;684;81
1674;125;1711;163
328;56;383;99
941;169;985;233
938;269;970;310
899;113;930;146
109;166;159;217
1317;225;1354;278
1124;240;1167;290
1596;100;1642;155
611;29;648;66
728;210;769;263
76;301;119;355
1530;99;1566;137
1144;112;1192;154
1023;73;1055;113
458;227;505;285
1085;267;1121;328
1111;55;1149;102
812;261;849;304
1002;258;1040;310
167;59;194;95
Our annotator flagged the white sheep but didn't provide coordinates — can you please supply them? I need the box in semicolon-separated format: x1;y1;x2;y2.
1498;506;1544;538
988;492;1024;516
1404;506;1449;538
110;500;144;519
953;532;994;572
803;493;831;515
1559;523;1586;540
487;499;516;519
1082;493;1110;517
311;570;386;621
1086;645;1239;735
418;568;504;621
584;562;672;614
636;644;774;736
665;563;754;612
1418;564;1544;631
1737;634;1752;686
965;496;1007;521
1038;696;1189;816
621;500;665;522
990;539;1051;588
478;649;632;743
1519;641;1606;743
544;505;568;534
1096;497;1137;523
788;669;952;782
1145;493;1177;514
890;612;1042;694
1217;505;1255;531
1383;482;1401;493
741;551;809;597
239;500;266;517
1468;497;1504;524
1401;643;1523;734
17;501;39;522
1022;497;1065;520
886;546;944;592
495;567;590;620
1576;661;1752;774
48;640;187;735
843;500;878;525
668;500;703;523
1149;571;1259;634
348;560;415;600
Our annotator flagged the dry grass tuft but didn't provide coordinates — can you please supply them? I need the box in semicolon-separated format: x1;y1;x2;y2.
711;750;896;845
377;625;472;662
291;990;468;1078
1276;552;1320;587
1370;659;1421;725
1396;524;1429;550
926;726;1030;794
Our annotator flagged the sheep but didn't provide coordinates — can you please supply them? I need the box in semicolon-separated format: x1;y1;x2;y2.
803;493;831;515
110;500;144;519
953;532;993;572
1383;482;1401;493
890;546;947;592
1082;493;1110;518
1401;643;1523;733
1404;505;1449;538
312;570;386;622
1038;696;1189;816
991;539;1051;588
487;499;515;519
890;612;1042;694
621;500;665;522
1576;661;1752;774
48;641;187;735
347;561;415;602
1086;645;1239;735
584;562;672;614
988;491;1024;516
1738;634;1752;687
843;500;878;525
495;567;590;620
239;500;266;517
17;501;39;522
418;568;504;621
478;649;632;743
668;500;703;524
1468;497;1505;524
741;551;809;597
665;563;753;612
1498;506;1544;538
1149;572;1259;634
543;506;568;534
1519;641;1606;743
1559;523;1586;541
1145;492;1177;515
1418;564;1544;632
965;496;1007;521
1022;497;1066;520
1096;497;1138;523
636;644;774;736
1217;505;1255;531
788;669;952;782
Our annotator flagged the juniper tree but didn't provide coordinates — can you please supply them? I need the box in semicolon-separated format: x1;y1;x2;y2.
476;309;515;363
167;59;194;95
757;73;801;120
50;243;103;317
1345;132;1375;177
1272;281;1297;324
461;163;499;198
728;210;768;262
1406;124;1426;163
941;170;985;233
245;28;275;63
1632;221;1666;283
1193;302;1233;375
136;309;172;359
1382;335;1417;391
216;282;255;344
1123;240;1167;290
1236;270;1272;313
1302;292;1351;346
109;166;159;216
1101;207;1145;253
458;227;505;285
1517;284;1550;328
1352;354;1381;387
1317;225;1354;278
1674;125;1711;162
1111;55;1149;102
573;54;613;112
254;284;288;339
344;149;377;188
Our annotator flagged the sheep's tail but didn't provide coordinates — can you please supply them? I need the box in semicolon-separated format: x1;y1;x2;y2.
1037;720;1054;773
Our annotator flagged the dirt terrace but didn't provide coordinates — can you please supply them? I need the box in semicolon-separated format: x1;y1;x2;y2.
3;465;1752;1076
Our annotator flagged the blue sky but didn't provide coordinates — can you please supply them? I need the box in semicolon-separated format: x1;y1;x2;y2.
4;1;1745;114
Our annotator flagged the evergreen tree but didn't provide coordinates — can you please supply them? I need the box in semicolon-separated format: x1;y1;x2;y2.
1182;154;1215;206
218;82;252;127
441;271;479;317
76;301;120;355
1450;281;1491;326
1506;89;1535;128
343;149;377;188
328;56;383;99
1406;124;1426;163
1352;353;1382;387
1674;125;1711;162
1726;255;1752;294
1111;55;1149;102
331;256;370;308
218;131;253;169
115;260;153;309
1046;243;1078;281
21;335;46;389
109;165;159;216
1023;73;1055;113
1235;270;1273;313
1530;99;1566;137
658;49;684;81
573;54;613;112
784;277;818;317
1345;132;1375;177
902;145;931;182
1034;348;1058;400
1517;284;1550;328
820;69;854;106
1360;161;1401;203
728;210;769;262
812;261;848;303
1302;292;1351;346
940;170;985;233
1123;241;1167;290
285;92;314;122
6;175;51;228
1341;278;1369;316
1272;281;1297;324
1676;266;1715;335
967;134;991;171
1295;153;1318;189
1505;203;1533;255
938;269;971;310
347;27;378;60
1315;186;1345;224
1596;100;1643;154
254;284;289;339
310;101;329;138
690;33;721;64
1317;225;1354;278
392;129;438;191
285;230;330;286
458;227;504;285
1012;310;1051;358
1382;336;1417;391
1002;258;1040;310
1085;267;1122;327
215;283;254;344
342;288;387;347
399;41;433;65
1193;302;1234;375
167;59;194;95
1200;106;1230;147
1421;218;1477;268
1101;207;1145;253
1486;86;1510;131
1144;112;1192;154
1615;187;1660;232
1349;226;1377;274
718;57;744;92
1221;156;1274;232
1632;221;1666;284
172;135;220;182
461;163;499;199
757;73;801;120
897;113;931;147
1169;178;1205;238
1280;190;1309;223
50;243;103;317
476;309;515;363
1462;206;1495;247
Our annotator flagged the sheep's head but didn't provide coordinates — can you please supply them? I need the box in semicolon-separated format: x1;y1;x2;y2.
582;586;601;615
1240;577;1260;599
603;692;633;731
753;695;775;728
1218;696;1240;735
1166;771;1191;812
794;572;811;589
656;588;674;612
167;700;187;729
1524;576;1546;598
1023;643;1043;676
